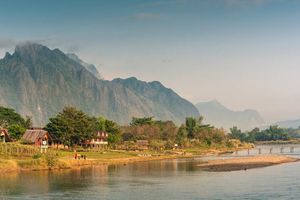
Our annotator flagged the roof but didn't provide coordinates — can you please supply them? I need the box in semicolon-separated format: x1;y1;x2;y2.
0;129;11;142
95;131;108;138
22;129;50;143
0;129;8;135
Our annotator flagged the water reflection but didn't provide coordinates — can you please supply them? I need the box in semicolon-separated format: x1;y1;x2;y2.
0;165;109;198
1;152;300;200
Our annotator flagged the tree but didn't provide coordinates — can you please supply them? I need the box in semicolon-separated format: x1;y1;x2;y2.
105;119;121;146
176;125;187;146
229;126;246;141
92;116;106;131
185;116;213;139
248;127;260;142
0;106;32;140
130;117;155;126
158;121;177;141
45;107;94;147
266;125;289;141
107;132;121;148
8;124;26;140
185;117;196;139
0;106;29;128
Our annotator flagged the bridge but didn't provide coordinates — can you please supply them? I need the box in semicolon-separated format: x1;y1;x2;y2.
233;145;300;156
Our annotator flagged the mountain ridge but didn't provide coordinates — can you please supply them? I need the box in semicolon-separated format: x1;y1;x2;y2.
0;43;199;126
196;100;264;130
274;119;300;129
66;53;103;80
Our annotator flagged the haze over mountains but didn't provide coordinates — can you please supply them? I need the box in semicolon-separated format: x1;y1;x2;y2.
274;119;300;129
1;43;299;130
196;100;265;130
0;43;199;126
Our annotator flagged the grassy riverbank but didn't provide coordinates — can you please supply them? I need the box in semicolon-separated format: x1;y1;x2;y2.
0;146;249;173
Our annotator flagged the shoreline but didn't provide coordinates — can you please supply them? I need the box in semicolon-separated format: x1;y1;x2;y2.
0;148;237;173
197;155;300;172
1;154;194;173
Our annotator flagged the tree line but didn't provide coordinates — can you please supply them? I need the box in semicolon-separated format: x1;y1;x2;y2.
46;108;232;149
2;105;299;149
228;125;300;142
0;106;233;149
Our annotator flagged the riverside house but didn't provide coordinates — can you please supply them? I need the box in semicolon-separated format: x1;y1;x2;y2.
21;128;53;147
83;131;109;149
0;129;10;143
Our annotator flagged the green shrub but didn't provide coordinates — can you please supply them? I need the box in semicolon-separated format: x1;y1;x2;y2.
32;153;42;159
44;152;58;168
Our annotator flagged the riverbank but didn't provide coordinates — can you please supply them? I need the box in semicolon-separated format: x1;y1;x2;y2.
197;155;300;172
0;147;243;173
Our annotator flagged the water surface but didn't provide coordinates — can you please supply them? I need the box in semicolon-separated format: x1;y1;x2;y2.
1;146;300;200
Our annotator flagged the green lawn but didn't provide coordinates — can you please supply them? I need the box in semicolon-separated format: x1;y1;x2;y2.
58;150;139;160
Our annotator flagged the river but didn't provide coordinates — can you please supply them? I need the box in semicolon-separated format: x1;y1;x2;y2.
1;145;300;200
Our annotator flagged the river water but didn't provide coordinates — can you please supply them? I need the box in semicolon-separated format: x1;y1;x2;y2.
1;145;300;200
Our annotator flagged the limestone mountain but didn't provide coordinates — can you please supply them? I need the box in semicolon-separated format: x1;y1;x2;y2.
112;77;199;124
274;119;300;129
196;100;264;130
0;43;199;126
66;53;103;80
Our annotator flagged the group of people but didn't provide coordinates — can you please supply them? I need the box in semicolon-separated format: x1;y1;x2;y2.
74;150;87;160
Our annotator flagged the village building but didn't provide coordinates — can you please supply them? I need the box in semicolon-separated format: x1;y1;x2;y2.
21;128;53;147
83;131;109;149
0;129;11;143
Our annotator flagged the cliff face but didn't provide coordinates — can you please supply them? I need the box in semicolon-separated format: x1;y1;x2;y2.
0;43;199;125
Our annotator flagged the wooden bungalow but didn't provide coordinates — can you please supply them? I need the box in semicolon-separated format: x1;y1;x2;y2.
83;131;109;149
0;129;11;143
83;131;108;151
21;128;53;147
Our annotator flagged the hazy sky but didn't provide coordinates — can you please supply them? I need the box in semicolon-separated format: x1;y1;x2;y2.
0;0;300;123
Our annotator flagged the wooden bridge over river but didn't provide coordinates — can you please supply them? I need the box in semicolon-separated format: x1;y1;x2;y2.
233;145;300;156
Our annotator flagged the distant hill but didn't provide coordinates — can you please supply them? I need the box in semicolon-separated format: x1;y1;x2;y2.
0;43;199;125
195;100;264;130
274;119;300;129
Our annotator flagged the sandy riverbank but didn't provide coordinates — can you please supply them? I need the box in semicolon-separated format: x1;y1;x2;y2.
197;155;300;172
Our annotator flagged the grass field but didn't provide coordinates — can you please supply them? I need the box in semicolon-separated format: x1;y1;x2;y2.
59;150;139;160
0;143;251;173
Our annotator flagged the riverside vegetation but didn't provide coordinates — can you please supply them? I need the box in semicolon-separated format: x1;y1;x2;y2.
0;105;298;172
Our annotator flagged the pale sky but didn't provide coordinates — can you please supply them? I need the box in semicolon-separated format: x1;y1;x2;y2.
0;0;300;123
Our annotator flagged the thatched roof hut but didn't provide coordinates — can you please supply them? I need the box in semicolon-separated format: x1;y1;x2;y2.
22;128;52;146
0;129;11;142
